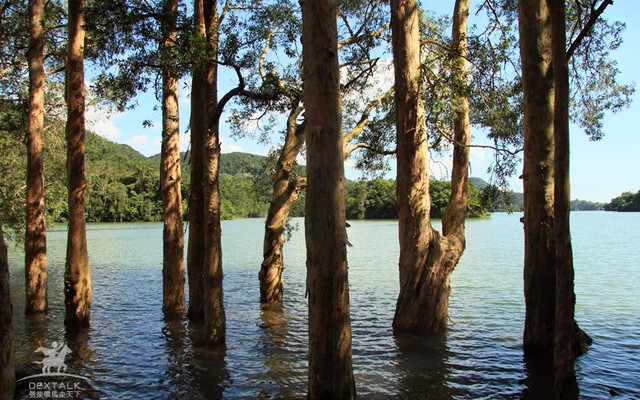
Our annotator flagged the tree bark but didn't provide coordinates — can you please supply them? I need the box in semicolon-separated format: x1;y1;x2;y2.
259;105;306;305
0;221;15;400
518;0;556;357
187;0;206;320
391;0;470;335
203;0;225;346
25;0;48;315
64;0;91;327
301;0;356;397
549;1;578;398
160;0;186;313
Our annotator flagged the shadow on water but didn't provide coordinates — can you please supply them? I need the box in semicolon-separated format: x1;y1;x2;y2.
161;313;228;400
257;304;305;399
393;332;456;400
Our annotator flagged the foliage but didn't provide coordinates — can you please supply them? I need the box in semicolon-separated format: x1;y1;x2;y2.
570;199;604;211
604;191;640;212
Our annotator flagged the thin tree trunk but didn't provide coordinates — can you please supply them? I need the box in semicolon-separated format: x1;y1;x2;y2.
301;0;356;397
0;221;15;400
25;0;47;315
187;0;206;320
518;0;556;356
161;0;186;313
64;0;91;327
391;0;470;335
203;0;225;346
549;0;578;398
259;105;306;304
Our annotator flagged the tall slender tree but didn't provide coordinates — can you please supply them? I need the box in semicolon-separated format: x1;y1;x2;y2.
64;0;91;327
301;0;356;397
391;0;471;334
25;0;47;315
202;0;225;345
161;0;186;313
187;0;207;320
0;221;15;400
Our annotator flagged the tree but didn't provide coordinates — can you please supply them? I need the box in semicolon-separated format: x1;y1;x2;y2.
0;221;15;400
160;0;186;313
25;0;48;314
391;0;471;334
301;0;356;397
64;0;91;327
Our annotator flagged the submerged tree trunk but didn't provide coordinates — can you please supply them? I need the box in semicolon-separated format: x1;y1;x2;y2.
0;221;15;400
301;0;356;397
160;0;185;313
549;1;579;398
259;105;306;304
391;0;470;335
25;0;47;315
203;0;225;346
518;0;556;356
187;0;206;320
64;0;91;327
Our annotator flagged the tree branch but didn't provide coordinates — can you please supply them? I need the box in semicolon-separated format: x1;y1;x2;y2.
567;0;613;60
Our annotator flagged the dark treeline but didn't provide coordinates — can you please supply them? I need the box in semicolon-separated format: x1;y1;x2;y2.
604;190;640;212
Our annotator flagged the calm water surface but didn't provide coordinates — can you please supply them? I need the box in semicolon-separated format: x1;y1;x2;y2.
7;212;640;399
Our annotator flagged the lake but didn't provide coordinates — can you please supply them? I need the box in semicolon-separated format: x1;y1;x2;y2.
7;212;640;399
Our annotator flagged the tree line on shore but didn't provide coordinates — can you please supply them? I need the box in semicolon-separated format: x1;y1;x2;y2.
0;0;633;399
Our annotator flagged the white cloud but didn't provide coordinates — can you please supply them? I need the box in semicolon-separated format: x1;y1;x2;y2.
221;142;244;153
128;134;149;147
86;106;122;141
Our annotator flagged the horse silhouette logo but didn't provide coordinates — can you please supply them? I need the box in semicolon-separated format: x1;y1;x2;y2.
34;341;72;375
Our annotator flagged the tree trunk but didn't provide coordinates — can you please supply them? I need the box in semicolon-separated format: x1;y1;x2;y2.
203;0;225;346
187;0;206;320
301;0;356;397
64;0;91;327
391;0;470;335
549;1;579;398
518;0;556;356
25;0;47;315
259;105;306;304
160;0;186;313
0;221;15;400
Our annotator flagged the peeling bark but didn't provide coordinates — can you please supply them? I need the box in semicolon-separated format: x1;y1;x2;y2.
391;0;470;335
0;221;15;400
187;0;206;321
518;0;556;356
259;106;306;305
160;0;186;313
25;0;47;315
302;0;356;397
64;0;91;327
203;0;225;346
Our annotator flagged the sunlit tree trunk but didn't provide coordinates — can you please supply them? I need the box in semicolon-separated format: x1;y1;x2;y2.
203;0;225;346
259;105;306;304
0;221;15;400
64;0;91;327
301;0;356;397
518;0;556;357
549;0;578;398
187;0;206;320
391;0;470;335
160;0;186;313
25;0;47;315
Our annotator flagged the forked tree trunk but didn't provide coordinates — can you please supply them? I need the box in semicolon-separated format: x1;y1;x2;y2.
160;0;186;313
391;0;470;335
518;0;556;356
259;105;306;304
187;0;206;320
301;0;356;397
0;221;15;400
25;0;47;315
64;0;91;327
203;0;225;346
549;1;578;398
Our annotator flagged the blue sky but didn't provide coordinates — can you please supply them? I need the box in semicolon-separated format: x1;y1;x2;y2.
86;1;639;203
